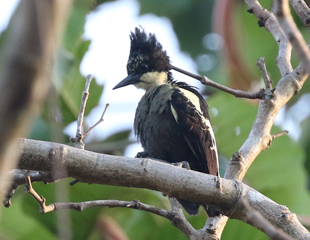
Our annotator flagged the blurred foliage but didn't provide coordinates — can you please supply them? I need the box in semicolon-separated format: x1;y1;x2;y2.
299;116;310;191
0;0;309;239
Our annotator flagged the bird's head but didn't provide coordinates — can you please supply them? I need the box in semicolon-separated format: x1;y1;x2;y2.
113;27;173;91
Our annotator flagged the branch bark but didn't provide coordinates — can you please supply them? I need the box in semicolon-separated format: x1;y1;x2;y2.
14;138;310;240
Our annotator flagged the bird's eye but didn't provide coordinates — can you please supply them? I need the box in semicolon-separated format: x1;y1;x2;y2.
140;63;149;72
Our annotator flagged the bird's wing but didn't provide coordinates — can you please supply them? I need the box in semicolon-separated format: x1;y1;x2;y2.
170;87;219;176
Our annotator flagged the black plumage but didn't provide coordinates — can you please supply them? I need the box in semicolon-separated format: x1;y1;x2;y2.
113;28;219;216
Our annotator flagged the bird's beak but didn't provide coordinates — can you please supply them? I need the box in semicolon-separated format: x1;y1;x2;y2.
113;74;142;90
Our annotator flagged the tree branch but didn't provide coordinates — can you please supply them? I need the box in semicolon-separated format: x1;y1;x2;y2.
256;57;273;89
14;138;310;239
3;170;59;207
83;103;109;138
70;74;94;150
170;64;266;99
247;0;293;76
242;200;294;240
69;74;109;186
289;0;310;29
275;0;310;71
69;74;110;150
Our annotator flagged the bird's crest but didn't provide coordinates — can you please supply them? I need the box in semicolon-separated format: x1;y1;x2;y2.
127;27;171;78
129;27;163;56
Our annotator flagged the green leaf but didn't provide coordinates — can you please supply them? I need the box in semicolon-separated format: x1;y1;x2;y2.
63;1;92;52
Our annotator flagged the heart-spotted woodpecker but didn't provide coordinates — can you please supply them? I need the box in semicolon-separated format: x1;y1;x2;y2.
113;27;220;216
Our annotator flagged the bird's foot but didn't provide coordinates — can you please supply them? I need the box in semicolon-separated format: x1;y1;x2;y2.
172;161;191;170
135;151;148;158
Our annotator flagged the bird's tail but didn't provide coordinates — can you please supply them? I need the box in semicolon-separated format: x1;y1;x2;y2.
177;199;221;217
203;204;221;217
177;198;200;215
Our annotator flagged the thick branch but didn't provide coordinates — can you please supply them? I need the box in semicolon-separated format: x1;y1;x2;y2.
15;138;310;239
243;200;294;240
289;0;310;29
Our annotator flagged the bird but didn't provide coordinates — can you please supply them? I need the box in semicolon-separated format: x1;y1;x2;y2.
113;27;220;216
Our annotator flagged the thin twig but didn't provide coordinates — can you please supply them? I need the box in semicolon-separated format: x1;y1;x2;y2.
69;75;109;186
3;170;60;207
170;64;266;99
21;173;196;238
24;174;55;213
44;199;170;216
83;103;110;137
272;130;289;140
23;184;172;220
70;75;110;144
256;57;273;89
70;103;110;186
77;74;93;138
70;74;93;150
3;183;18;207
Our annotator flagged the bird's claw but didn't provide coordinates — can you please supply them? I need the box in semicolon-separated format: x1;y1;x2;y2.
172;161;191;170
135;151;148;158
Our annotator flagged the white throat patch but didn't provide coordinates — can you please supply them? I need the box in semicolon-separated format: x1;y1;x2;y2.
135;71;168;90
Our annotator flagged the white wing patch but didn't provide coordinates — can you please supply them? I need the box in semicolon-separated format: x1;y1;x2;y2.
170;105;178;123
179;88;219;171
179;88;202;113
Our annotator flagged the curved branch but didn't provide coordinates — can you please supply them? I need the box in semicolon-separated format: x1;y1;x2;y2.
247;0;293;76
275;0;310;71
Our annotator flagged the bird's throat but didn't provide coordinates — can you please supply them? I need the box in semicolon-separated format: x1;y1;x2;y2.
135;71;168;90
